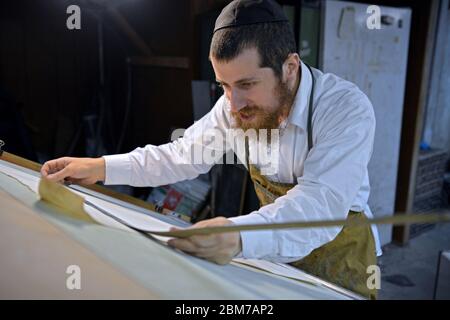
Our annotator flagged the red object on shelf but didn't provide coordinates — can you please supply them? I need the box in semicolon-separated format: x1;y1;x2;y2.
163;188;183;210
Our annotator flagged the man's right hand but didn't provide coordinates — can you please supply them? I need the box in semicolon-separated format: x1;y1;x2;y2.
40;157;105;185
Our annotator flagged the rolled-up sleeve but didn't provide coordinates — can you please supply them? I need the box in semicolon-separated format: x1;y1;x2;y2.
230;94;376;263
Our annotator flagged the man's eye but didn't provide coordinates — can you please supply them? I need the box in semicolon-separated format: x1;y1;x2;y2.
216;82;223;88
240;82;254;89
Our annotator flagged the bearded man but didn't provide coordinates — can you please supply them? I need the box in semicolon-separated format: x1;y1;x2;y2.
41;0;382;299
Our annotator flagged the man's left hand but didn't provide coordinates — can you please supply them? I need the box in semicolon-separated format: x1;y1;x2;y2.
167;217;242;265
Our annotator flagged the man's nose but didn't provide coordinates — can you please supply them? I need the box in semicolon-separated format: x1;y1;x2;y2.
229;89;246;112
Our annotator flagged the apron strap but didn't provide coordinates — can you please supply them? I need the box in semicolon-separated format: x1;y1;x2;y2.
305;63;315;152
245;136;250;170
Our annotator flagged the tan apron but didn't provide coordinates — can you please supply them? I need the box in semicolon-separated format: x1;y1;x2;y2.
244;64;377;299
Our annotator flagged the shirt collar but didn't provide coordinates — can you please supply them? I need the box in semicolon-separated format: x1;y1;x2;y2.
287;61;313;130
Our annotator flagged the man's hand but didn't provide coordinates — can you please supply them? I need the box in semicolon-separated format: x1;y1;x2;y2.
168;217;242;265
40;157;105;185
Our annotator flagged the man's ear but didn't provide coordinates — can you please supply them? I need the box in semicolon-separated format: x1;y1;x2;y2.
282;53;300;82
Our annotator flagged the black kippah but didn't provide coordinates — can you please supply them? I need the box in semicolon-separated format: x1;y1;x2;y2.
213;0;289;34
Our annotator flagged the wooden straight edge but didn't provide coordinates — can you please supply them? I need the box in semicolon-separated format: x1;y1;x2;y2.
146;212;450;238
36;175;450;239
0;151;159;213
393;0;441;245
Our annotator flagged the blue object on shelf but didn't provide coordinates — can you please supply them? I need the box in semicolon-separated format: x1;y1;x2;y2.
420;142;431;151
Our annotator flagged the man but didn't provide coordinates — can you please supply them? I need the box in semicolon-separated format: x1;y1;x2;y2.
41;0;381;298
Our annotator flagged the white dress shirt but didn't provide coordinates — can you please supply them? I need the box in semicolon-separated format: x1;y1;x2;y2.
104;61;382;263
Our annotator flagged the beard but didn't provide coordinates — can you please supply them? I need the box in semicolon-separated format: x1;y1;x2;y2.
230;79;295;132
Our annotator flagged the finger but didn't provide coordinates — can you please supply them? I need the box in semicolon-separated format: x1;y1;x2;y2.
171;224;221;248
63;177;81;185
65;177;92;185
169;227;184;237
49;159;66;173
191;218;225;228
170;240;219;260
41;158;68;176
46;165;73;182
40;163;50;177
41;161;59;176
168;238;202;254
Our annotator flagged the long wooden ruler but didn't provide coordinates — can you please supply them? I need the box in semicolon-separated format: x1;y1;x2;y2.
38;178;450;239
150;212;450;238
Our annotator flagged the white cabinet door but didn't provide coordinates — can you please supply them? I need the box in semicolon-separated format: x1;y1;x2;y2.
321;0;412;245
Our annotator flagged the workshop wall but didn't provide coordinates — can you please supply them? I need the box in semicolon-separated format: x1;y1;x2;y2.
0;0;228;162
0;0;99;159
